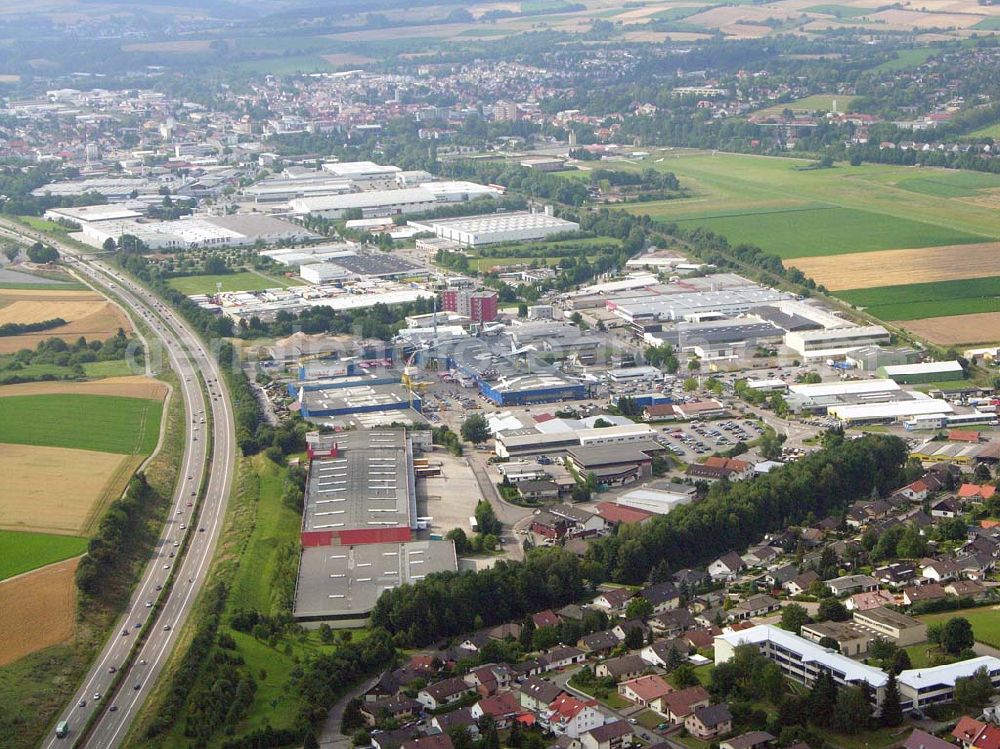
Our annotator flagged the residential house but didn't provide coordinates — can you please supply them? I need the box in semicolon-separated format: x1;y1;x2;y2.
464;664;514;695
695;607;726;628
596;502;654;527
956;552;994;581
684;628;719;651
640;582;681;613
595;654;647;681
618;674;673;709
709;552;746;582
826;574;878;598
518;480;559;502
459;632;492;653
742;546;781;567
904;729;955;749
687;457;752;482
487;623;523;642
660;686;711;724
471;692;525;729
721;732;775;749
952;716;1000;749
641;638;687;668
558;604;585;622
728;595;781;622
649;608;695;638
921;559;961;583
360;697;421;727
895;476;939;502
784;571;819;596
944;580;988;600
761;564;797;590
673;568;710;590
373;728;422;749
592;588;634;612
685;704;733;739
417;677;476;710
612;619;651;642
579;630;620;656
430;709;478;737
544;694;606;738
401;735;454;749
875;563;917;587
930;498;963;519
546;646;586;669
847;589;897;612
518;676;565;712
958;484;997;502
534;610;561;629
902;583;947;606
582;722;634;749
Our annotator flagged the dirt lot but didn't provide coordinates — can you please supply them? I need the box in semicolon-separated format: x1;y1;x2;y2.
417;448;482;535
0;288;133;354
786;242;1000;290
0;444;138;535
0;557;78;666
896;312;1000;346
0;375;167;400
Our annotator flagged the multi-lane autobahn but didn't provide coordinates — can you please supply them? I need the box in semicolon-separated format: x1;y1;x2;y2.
0;220;236;749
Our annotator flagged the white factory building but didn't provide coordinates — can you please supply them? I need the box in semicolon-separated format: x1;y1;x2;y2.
784;325;891;360
409;210;579;247
615;488;697;515
288;182;502;219
76;214;316;250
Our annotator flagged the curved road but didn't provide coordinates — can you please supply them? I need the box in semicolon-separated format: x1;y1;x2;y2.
0;221;236;749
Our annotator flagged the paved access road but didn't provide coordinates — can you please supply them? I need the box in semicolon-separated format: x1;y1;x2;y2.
0;220;236;749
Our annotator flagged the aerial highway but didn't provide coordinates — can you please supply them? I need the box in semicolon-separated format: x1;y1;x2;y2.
0;219;237;749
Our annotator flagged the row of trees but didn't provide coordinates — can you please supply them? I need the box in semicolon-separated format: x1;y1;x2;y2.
0;316;65;337
370;548;588;646
584;434;909;583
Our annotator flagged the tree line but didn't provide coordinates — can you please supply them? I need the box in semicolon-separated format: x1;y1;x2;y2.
584;433;908;583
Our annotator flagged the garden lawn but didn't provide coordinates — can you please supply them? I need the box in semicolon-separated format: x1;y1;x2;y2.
919;606;1000;649
0;530;87;581
0;393;162;454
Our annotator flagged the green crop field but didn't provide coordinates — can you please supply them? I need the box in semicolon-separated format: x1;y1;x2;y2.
874;47;939;72
167;271;303;295
973;16;1000;30
971;122;1000;139
753;94;857;118
604;151;1000;258
0;394;162;455
920;607;1000;649
839;276;1000;320
804;4;871;17
0;530;87;581
671;206;982;258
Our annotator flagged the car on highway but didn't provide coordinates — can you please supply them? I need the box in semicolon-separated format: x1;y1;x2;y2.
121;629;129;636
92;692;101;701
78;699;86;708
109;705;118;713
133;683;142;690
163;624;172;631
108;666;116;674
146;601;153;607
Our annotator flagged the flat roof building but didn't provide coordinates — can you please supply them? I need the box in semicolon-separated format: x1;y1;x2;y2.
301;430;417;547
880;360;964;384
410;211;579;247
293;540;457;626
785;326;891;360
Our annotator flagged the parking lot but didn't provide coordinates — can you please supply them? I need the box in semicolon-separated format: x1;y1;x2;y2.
416;450;482;536
657;417;766;460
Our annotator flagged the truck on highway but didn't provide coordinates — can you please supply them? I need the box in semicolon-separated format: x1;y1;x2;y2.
55;721;69;739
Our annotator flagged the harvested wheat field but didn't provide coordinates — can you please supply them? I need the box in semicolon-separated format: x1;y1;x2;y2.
0;288;132;354
786;242;1000;290
0;444;142;535
0;557;78;666
0;375;167;400
896;312;1000;345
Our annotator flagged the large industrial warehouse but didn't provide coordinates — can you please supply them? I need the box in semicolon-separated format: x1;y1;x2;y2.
293;431;457;625
409;210;579;247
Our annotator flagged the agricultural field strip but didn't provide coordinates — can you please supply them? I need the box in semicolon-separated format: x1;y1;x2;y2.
0;393;162;455
621;152;1000;240
0;531;87;582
